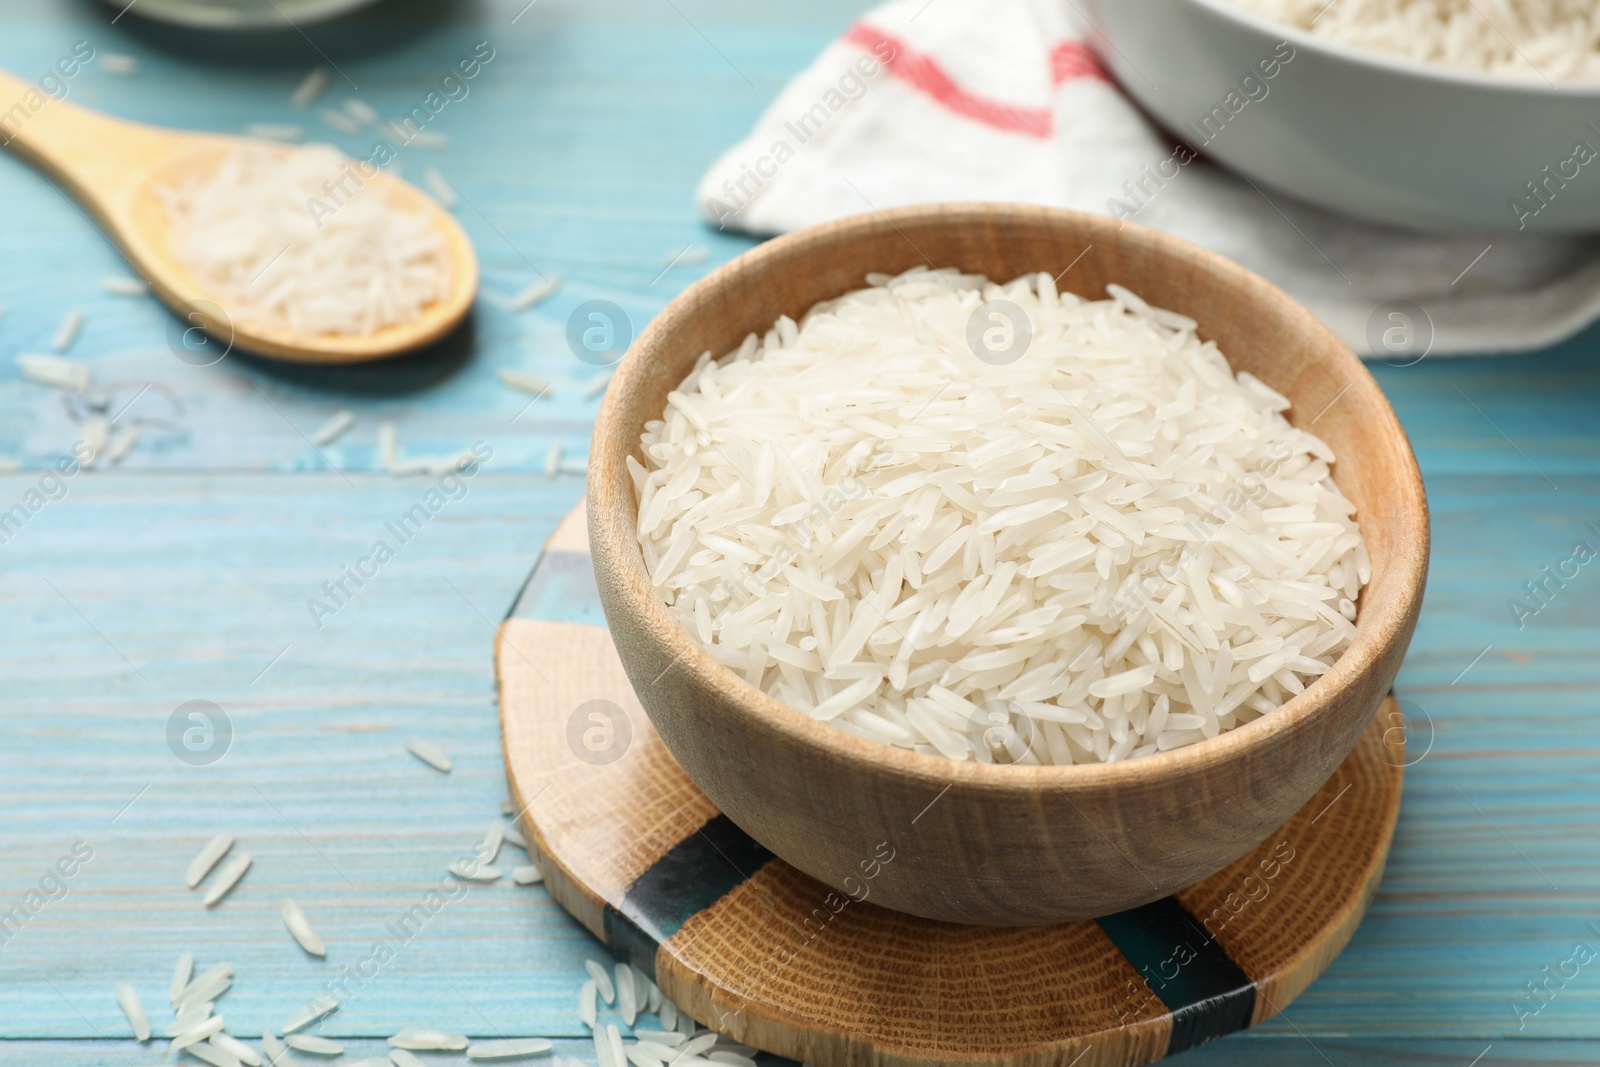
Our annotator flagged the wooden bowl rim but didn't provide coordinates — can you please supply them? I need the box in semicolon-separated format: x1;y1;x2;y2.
589;202;1428;794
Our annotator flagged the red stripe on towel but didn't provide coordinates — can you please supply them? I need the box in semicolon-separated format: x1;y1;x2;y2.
844;22;1055;138
1049;39;1110;85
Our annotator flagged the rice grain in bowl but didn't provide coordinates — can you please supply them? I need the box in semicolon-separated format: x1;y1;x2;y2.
631;267;1369;766
589;204;1427;925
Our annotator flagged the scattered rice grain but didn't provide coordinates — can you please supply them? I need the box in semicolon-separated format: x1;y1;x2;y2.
186;835;234;888
389;1029;468;1050
312;410;356;446
202;852;252;907
281;898;326;956
102;275;148;296
17;354;90;391
406;738;452;772
284;1034;343;1055
585;959;615;1004
499;368;551;396
114;984;149;1041
466;1039;555;1059
290;68;330;109
509;277;560;311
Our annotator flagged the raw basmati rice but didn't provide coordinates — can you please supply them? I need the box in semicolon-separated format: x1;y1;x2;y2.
1227;0;1600;79
448;859;501;881
281;898;326;956
615;963;637;1026
500;369;552;396
585;960;616;1004
169;1000;213;1037
509;277;560;311
406;738;452;772
160;144;450;337
246;124;305;143
262;1031;290;1066
211;1031;264;1066
466;1039;554;1059
389;1030;469;1050
82;416;109;468
482;819;505;864
312;410;356;446
101;53;139;75
281;993;339;1034
186;835;234;889
115;984;150;1041
171;1015;225;1049
579;980;598;1028
391;1049;430;1067
424;167;458;208
502;820;527;850
544;441;565;478
187;1039;242;1067
17;354;90;391
107;426;138;464
320;108;363;135
636;1031;684;1048
171;952;194;1005
380;424;474;477
633;267;1369;765
203;852;252;907
103;275;149;296
53;309;83;352
512;864;543;885
176;962;232;1010
285;1033;343;1055
344;99;380;126
290;68;330;109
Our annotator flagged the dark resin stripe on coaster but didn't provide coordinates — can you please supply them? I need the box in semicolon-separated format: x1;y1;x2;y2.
508;549;607;627
1095;896;1256;1054
605;814;777;973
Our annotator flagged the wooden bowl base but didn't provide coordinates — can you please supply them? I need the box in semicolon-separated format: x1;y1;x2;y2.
498;504;1405;1067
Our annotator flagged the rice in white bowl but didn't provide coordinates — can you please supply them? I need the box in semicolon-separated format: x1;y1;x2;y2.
1227;0;1600;81
631;267;1368;765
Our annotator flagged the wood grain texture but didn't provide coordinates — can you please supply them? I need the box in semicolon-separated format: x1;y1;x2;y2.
498;518;1404;1065
586;203;1427;924
0;0;1597;1063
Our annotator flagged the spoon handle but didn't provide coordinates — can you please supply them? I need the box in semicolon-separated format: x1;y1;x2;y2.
0;68;184;212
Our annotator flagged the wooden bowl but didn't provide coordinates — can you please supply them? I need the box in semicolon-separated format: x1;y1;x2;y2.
588;203;1428;926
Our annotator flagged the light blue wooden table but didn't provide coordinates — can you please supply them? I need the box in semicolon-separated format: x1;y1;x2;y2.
2;1;1598;1064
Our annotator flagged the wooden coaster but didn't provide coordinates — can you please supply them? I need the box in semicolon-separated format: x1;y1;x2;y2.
498;503;1405;1067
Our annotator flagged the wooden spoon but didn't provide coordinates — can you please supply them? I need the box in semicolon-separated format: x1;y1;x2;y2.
0;69;477;364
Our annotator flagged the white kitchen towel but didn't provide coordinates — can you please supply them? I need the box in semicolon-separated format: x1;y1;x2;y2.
696;0;1600;357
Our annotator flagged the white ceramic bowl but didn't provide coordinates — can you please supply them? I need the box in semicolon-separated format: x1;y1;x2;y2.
1085;0;1600;233
103;0;378;27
